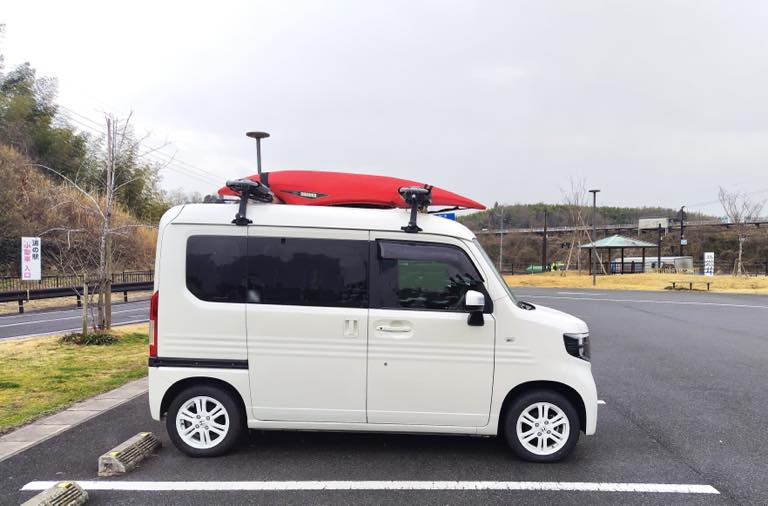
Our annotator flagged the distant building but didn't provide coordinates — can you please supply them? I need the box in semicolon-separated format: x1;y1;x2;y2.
610;256;694;274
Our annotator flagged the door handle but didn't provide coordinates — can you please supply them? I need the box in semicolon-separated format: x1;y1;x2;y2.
376;325;412;333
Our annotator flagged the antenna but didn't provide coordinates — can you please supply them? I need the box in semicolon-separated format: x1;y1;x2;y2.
246;131;270;177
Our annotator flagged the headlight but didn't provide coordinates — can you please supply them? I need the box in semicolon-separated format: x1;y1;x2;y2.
563;332;590;361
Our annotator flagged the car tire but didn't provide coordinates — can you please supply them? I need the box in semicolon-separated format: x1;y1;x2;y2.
503;390;580;463
166;384;244;457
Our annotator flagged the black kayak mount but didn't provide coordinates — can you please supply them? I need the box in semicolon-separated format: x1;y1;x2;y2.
399;185;432;233
226;179;273;225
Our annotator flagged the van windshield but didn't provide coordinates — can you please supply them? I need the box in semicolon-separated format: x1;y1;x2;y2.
472;238;517;303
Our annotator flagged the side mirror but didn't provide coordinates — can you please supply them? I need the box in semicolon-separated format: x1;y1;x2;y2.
465;290;485;326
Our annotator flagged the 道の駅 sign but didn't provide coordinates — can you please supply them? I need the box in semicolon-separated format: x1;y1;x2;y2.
21;237;41;281
704;252;715;276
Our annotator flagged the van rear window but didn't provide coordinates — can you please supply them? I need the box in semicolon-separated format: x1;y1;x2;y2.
186;236;248;303
185;235;367;308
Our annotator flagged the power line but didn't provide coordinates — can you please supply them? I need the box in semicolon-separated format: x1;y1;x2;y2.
57;105;224;182
57;108;221;187
686;187;768;211
58;105;222;181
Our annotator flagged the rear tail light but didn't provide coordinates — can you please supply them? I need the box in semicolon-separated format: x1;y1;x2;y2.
563;332;590;361
149;291;159;358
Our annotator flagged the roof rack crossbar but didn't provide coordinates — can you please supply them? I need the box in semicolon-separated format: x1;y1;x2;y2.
399;185;432;233
226;178;273;226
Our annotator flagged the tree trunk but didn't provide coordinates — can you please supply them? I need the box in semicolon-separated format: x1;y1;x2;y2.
82;281;88;336
737;237;744;276
97;227;107;328
105;233;112;329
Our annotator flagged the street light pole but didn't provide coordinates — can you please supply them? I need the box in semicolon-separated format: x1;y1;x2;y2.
589;189;600;286
679;205;686;256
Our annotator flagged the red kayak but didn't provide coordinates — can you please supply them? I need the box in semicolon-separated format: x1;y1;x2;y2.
217;170;485;210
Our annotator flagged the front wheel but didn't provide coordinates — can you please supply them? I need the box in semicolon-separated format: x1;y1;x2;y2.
166;384;244;457
503;390;580;462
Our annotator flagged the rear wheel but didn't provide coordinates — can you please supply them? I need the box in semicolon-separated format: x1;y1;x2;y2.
166;384;244;457
503;390;580;462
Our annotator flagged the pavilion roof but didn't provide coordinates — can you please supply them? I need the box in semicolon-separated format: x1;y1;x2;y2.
579;234;657;249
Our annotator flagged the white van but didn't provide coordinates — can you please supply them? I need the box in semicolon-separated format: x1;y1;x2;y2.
148;199;597;462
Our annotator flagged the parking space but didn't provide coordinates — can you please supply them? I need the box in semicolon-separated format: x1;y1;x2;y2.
3;395;721;505
4;288;765;505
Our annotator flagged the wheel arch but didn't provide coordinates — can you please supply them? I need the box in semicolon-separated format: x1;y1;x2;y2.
160;376;248;421
498;380;587;434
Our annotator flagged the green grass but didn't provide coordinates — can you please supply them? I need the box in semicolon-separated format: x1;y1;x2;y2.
0;324;148;434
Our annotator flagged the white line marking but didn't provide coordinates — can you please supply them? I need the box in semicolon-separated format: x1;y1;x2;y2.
0;308;147;328
0;300;149;321
557;292;605;296
20;480;719;494
1;319;148;341
597;400;606;405
523;294;768;309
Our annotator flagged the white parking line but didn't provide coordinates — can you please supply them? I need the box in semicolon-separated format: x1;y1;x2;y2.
21;480;719;494
523;294;768;309
597;400;606;405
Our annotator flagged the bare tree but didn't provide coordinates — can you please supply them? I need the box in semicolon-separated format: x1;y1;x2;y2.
30;112;161;331
561;177;605;275
718;187;765;275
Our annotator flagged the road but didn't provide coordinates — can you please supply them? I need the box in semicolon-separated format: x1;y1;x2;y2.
0;299;150;340
2;288;767;505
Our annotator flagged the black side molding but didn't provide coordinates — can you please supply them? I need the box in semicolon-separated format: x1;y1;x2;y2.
148;357;249;369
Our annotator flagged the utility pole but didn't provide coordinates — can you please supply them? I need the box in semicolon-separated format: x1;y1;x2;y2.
657;224;662;272
542;208;548;272
498;205;504;273
679;205;686;256
589;189;600;286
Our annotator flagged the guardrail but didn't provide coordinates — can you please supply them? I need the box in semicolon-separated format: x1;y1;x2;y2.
0;270;153;294
0;280;153;314
476;220;767;235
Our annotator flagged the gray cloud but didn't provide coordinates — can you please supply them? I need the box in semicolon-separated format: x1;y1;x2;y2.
4;0;767;213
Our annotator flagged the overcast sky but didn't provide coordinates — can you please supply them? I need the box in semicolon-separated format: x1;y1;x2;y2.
3;0;768;213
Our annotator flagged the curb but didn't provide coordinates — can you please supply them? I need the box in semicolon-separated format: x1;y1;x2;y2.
0;377;148;463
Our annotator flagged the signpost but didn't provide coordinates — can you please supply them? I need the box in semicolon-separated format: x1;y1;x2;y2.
704;252;715;276
21;237;41;281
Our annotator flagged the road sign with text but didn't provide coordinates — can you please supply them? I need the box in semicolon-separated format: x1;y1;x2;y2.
21;237;41;281
704;252;715;276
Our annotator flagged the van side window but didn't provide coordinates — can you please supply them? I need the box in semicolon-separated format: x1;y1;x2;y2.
371;240;490;312
186;236;248;303
246;237;368;308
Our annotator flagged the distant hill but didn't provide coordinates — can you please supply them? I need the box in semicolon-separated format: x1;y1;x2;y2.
459;203;717;231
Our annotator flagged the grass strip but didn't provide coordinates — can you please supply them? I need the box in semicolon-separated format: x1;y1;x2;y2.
0;323;148;434
504;272;768;294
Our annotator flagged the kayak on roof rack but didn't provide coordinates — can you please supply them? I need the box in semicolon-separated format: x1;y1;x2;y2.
217;170;486;210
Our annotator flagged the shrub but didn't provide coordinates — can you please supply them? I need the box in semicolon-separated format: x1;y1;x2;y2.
59;332;118;346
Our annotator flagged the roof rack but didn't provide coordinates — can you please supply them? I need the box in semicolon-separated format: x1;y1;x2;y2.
399;185;432;233
226;178;273;225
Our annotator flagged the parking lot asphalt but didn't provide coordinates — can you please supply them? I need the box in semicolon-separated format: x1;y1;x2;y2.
0;299;149;340
3;287;766;505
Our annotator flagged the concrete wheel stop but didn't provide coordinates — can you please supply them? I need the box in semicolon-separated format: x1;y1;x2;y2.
21;481;88;506
98;431;161;477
